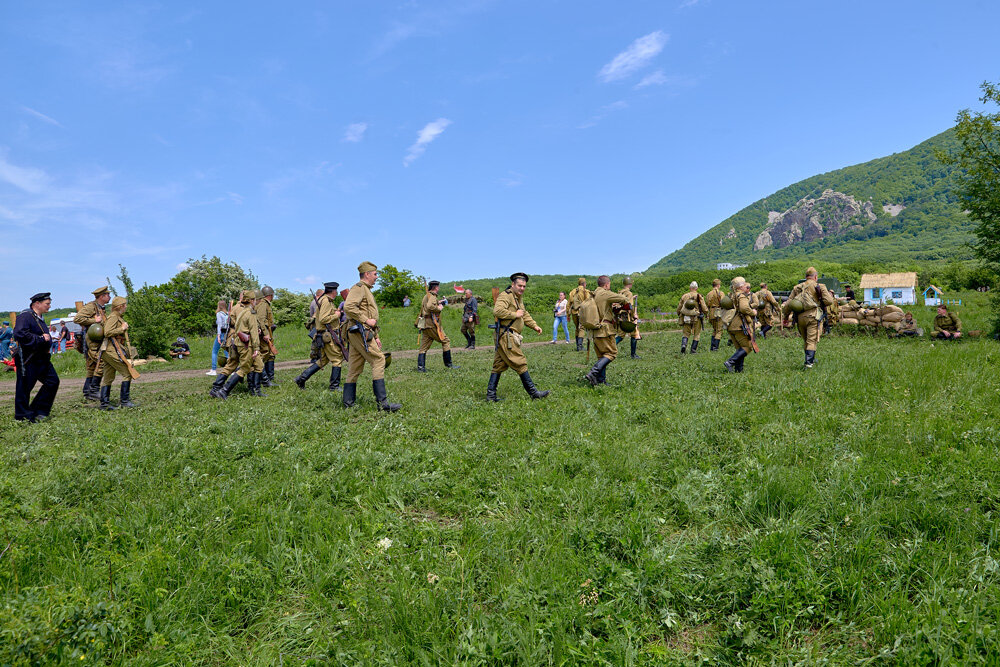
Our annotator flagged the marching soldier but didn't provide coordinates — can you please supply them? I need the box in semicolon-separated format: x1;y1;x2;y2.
209;292;243;397
73;286;111;401
343;261;401;412
98;296;139;410
568;277;592;351
294;282;347;391
724;278;756;373
933;305;962;339
461;289;478;349
584;275;628;386
13;293;60;422
783;267;835;368
754;282;780;338
676;281;708;353
257;285;278;386
212;290;262;398
417;281;457;372
486;272;549;402
705;278;724;351
616;276;641;359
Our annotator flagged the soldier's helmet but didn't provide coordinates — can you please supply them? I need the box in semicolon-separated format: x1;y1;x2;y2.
720;295;734;309
787;298;805;313
87;323;104;342
685;299;697;310
261;285;274;297
618;319;637;333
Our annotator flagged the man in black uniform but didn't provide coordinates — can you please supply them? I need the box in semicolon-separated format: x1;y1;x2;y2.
13;292;61;422
461;289;478;349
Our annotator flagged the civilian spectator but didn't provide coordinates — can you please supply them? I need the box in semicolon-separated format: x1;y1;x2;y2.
13;292;60;422
403;295;412;307
49;324;60;354
207;300;228;375
551;291;570;343
59;323;69;353
0;321;12;360
170;337;191;359
844;284;856;302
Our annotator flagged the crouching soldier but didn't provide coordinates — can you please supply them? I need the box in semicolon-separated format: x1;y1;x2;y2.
933;306;962;340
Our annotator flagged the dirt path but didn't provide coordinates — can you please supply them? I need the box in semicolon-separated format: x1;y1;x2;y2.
0;331;674;400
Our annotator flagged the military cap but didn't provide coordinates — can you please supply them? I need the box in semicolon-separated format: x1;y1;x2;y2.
428;280;440;290
30;292;51;303
623;277;634;286
578;277;587;285
806;266;818;277
358;261;377;273
239;290;252;303
92;286;110;297
712;278;721;287
509;272;529;283
690;281;698;289
2;321;8;325
323;281;340;292
261;285;274;297
111;296;127;308
731;276;746;290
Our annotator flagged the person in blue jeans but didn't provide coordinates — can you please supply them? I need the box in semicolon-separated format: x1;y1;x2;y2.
207;300;229;375
551;291;570;343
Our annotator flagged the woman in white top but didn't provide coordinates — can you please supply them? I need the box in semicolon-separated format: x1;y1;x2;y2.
551;292;570;343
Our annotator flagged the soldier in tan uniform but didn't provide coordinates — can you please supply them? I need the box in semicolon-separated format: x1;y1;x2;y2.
615;277;641;359
486;272;549;401
417;281;457;372
724;278;755;373
783;267;835;368
754;282;780;338
933;306;962;339
676;281;709;353
705;279;724;351
584;275;628;386
210;294;243;397
343;261;401;412
256;285;278;386
73;286;111;401
294;282;347;391
213;290;263;398
98;296;139;410
568;277;592;351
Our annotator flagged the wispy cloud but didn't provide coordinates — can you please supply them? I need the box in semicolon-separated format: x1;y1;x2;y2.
295;275;320;286
176;262;191;271
599;31;668;83
635;71;699;90
578;101;629;129
404;118;452;166
0;155;50;194
343;122;368;143
21;106;64;128
499;171;524;188
635;70;668;88
192;192;244;207
679;0;706;8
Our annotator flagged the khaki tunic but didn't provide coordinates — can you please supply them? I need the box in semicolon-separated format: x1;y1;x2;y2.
617;287;639;339
754;289;780;327
933;313;961;335
568;285;592;338
418;291;451;353
99;310;132;386
221;303;260;377
343;280;386;382
219;303;243;376
592;287;628;361
705;287;724;339
256;298;276;364
676;290;709;340
314;295;345;369
73;299;106;377
727;292;755;353
491;287;539;374
788;279;835;351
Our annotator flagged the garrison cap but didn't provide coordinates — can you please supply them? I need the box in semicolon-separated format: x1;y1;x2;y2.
760;282;767;288
30;292;51;303
428;280;440;290
578;277;587;285
358;261;377;273
806;266;818;277
323;281;340;292
111;296;127;308
509;272;529;283
92;286;110;297
731;276;747;290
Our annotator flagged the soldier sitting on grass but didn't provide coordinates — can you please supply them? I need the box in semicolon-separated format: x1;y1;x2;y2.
933;305;962;340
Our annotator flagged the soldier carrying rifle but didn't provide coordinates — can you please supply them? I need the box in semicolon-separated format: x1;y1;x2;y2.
295;281;348;392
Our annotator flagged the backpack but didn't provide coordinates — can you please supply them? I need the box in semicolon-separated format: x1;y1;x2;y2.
579;299;600;330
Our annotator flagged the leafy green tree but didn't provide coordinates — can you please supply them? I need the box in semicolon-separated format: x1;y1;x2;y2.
115;265;175;358
159;256;259;334
375;264;424;307
942;81;1000;332
271;288;313;328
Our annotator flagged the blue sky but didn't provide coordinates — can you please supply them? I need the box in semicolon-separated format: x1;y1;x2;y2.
3;0;999;308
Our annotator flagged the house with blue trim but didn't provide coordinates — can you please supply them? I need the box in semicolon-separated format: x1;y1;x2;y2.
858;272;918;305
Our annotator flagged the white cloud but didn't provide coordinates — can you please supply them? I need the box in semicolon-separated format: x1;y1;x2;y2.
295;275;320;285
176;262;190;271
678;0;705;7
0;155;50;194
404;118;452;166
578;101;629;129
599;30;668;83
21;106;64;128
500;171;524;188
635;70;668;88
343;122;368;143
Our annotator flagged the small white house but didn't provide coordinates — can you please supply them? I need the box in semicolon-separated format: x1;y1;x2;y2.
923;285;943;307
859;272;918;305
716;262;749;270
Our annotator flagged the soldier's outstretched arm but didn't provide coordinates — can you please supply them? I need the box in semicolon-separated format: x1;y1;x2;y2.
522;309;540;331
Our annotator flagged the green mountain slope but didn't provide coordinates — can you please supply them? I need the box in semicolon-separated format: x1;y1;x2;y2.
649;129;974;272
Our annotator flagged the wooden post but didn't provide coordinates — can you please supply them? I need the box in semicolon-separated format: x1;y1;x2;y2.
8;312;15;327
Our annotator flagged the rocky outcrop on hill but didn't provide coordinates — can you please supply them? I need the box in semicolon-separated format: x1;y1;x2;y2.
753;189;876;251
719;227;737;246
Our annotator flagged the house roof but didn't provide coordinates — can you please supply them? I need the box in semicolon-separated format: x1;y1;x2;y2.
859;272;918;289
923;285;942;295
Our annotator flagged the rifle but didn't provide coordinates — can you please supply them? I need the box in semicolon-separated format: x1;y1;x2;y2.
740;313;759;354
113;330;141;380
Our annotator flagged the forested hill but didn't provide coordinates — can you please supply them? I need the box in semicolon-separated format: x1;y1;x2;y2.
648;129;974;273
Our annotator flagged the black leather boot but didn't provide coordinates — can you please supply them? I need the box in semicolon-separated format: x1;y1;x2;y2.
736;351;746;373
760;325;771;339
261;360;274;387
216;373;242;399
209;373;228;398
585;357;611;386
119;381;138;407
724;349;747;373
681;336;688;354
630;338;640;359
294;362;321;389
486;372;501;402
519;371;549;399
84;376;98;401
710;338;720;352
252;372;267;397
328;366;342;391
99;384;116;410
342;382;356;407
470;335;475;350
463;332;472;349
417;353;426;372
576;337;583;351
443;350;458;369
690;339;699;354
598;362;608;384
373;379;401;412
615;336;623;344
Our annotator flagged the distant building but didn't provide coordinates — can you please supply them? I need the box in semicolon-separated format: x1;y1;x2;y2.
716;262;749;270
922;285;943;307
859;272;918;305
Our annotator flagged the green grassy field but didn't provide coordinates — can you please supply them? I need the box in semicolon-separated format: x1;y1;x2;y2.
2;294;999;664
